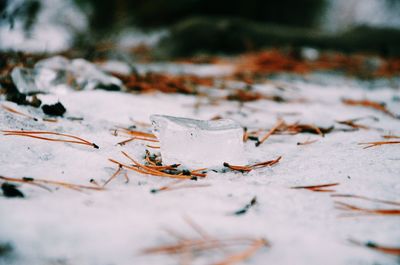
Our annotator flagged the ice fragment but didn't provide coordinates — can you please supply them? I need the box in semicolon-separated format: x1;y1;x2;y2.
150;115;246;169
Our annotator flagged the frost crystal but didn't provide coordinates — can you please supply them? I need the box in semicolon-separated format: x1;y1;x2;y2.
151;115;246;169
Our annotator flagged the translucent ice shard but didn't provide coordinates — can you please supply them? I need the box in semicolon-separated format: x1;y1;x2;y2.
11;67;58;94
70;58;122;90
150;115;246;169
34;56;123;91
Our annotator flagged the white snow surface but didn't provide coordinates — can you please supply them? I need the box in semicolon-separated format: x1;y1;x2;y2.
0;65;400;265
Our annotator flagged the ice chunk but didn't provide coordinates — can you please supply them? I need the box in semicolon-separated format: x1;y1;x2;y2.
35;56;122;90
70;58;122;90
150;115;246;169
11;67;58;94
35;56;70;71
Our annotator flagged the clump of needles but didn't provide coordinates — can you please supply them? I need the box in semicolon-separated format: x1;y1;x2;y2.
141;217;269;264
109;151;207;180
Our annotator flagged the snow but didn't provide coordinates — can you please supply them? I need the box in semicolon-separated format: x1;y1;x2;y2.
0;63;400;265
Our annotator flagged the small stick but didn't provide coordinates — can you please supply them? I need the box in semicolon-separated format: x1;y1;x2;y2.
256;120;284;147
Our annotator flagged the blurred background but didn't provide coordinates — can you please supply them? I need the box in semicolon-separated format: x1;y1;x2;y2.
0;0;400;57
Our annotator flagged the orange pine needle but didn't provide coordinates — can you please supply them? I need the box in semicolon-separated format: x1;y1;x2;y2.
2;130;99;148
335;201;400;216
213;238;268;265
146;144;160;149
332;194;400;206
359;141;400;149
1;104;38;121
291;183;339;192
342;99;397;118
109;158;192;179
382;135;400;139
117;136;158;146
256;120;284;147
118;128;156;139
224;156;282;172
349;239;400;256
151;182;210;193
103;166;123;187
0;176;103;192
297;139;318;146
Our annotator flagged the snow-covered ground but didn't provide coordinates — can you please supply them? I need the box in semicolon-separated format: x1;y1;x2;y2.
0;64;399;265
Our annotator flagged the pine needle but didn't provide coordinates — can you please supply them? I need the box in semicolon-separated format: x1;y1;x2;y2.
256;120;284;147
0;176;103;192
2;130;99;148
359;141;400;149
349;239;400;256
291;183;339;192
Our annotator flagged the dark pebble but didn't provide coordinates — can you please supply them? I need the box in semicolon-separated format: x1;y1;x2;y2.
42;102;66;116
